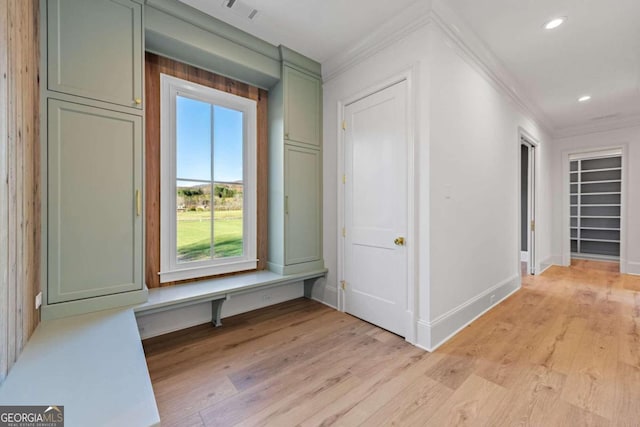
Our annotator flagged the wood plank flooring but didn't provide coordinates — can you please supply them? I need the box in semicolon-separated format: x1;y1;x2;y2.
143;260;640;426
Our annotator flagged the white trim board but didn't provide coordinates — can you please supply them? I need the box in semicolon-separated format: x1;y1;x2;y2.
418;275;520;352
626;261;640;276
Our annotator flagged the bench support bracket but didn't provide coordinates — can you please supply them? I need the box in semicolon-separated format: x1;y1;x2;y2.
211;296;228;327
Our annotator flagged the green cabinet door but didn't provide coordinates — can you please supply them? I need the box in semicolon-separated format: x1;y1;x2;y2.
283;66;321;146
47;0;143;109
48;99;143;303
284;144;322;265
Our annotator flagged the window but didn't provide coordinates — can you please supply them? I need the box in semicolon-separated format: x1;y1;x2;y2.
160;74;257;282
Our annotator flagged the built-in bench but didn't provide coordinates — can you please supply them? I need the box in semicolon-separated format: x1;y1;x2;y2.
134;269;328;326
0;269;327;426
0;309;161;427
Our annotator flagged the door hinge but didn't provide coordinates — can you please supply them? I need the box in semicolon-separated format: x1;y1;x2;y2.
342;174;346;184
342;227;346;237
340;280;346;290
531;220;535;232
342;120;347;130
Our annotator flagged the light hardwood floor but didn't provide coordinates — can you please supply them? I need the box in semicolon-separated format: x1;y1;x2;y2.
143;260;640;426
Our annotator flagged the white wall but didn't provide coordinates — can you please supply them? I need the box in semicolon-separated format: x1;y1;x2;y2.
551;126;640;274
321;6;553;350
426;26;552;347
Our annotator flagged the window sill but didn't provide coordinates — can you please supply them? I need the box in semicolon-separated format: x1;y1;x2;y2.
159;259;258;283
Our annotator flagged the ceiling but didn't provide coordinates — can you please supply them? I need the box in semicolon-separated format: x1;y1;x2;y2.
181;0;640;135
179;0;418;63
446;0;640;133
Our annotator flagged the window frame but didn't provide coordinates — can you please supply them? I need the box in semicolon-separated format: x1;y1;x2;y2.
159;73;258;282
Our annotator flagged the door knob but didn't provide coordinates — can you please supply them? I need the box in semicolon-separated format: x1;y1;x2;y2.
394;237;405;246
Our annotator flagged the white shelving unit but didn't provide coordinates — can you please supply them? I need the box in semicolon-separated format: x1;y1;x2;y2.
570;155;622;260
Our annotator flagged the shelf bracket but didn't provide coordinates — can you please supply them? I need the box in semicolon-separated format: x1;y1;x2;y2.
211;295;229;327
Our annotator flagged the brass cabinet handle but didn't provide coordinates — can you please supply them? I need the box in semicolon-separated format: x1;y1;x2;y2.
136;190;141;216
394;237;405;246
134;98;142;105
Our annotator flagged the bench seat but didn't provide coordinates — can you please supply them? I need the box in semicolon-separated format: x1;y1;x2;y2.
134;269;327;326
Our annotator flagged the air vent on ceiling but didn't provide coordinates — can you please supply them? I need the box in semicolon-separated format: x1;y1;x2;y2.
591;113;620;121
222;0;258;20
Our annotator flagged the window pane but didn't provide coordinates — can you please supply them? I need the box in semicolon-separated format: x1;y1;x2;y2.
176;96;211;181
213;106;244;258
177;180;212;263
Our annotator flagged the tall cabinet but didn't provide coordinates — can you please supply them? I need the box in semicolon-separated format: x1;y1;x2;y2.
268;48;324;275
42;0;146;319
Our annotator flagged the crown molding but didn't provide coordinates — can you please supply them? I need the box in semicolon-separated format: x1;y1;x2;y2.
321;0;556;136
553;113;640;139
427;1;555;136
321;0;433;83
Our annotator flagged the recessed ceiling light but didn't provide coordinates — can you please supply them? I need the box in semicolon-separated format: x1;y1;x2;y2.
544;17;566;30
578;95;592;102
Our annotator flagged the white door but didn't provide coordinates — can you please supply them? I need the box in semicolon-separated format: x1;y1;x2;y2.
343;81;408;337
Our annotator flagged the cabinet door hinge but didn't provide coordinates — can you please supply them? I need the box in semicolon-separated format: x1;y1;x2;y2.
340;280;346;290
342;227;346;237
342;120;347;130
531;220;535;232
342;174;346;184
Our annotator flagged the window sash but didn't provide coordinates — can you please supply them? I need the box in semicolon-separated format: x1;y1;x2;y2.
159;74;257;282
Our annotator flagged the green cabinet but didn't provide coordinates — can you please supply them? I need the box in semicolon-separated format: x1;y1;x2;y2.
268;57;324;275
47;100;143;303
47;0;143;109
42;0;146;318
284;145;322;265
283;66;321;146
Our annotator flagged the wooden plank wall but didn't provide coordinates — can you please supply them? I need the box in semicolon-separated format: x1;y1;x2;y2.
145;53;268;288
0;0;41;384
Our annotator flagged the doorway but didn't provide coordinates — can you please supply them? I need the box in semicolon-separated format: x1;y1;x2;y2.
342;80;409;337
520;137;536;276
568;149;623;264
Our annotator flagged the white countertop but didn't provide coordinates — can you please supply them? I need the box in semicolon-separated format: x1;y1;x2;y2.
0;308;160;427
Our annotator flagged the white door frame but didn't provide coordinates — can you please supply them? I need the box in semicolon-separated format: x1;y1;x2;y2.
337;67;418;343
561;145;627;272
518;128;539;276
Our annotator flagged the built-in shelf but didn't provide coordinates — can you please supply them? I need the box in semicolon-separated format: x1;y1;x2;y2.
570;204;620;207
570;167;622;174
570;155;622;261
571;227;620;231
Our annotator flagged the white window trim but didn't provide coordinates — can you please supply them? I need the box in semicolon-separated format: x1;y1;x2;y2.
159;73;257;283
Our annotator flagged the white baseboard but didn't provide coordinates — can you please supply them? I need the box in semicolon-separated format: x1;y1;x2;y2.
309;284;339;310
307;281;339;309
520;251;528;262
421;274;521;351
626;261;640;276
136;281;304;339
414;319;431;352
537;255;560;275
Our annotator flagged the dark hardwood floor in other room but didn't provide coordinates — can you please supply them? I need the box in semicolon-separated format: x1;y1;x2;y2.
143;259;640;426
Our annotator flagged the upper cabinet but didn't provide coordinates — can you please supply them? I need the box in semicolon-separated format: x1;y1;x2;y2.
47;0;143;109
283;66;321;147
